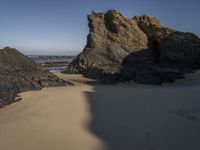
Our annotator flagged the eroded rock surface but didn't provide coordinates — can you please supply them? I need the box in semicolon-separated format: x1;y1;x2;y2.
65;10;148;75
0;47;70;107
64;10;200;84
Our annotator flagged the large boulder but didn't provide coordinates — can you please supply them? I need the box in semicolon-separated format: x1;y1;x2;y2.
65;10;148;76
0;47;70;107
133;15;200;68
64;10;200;84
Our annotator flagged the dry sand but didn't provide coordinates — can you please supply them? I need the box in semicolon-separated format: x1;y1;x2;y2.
0;72;200;150
0;73;105;150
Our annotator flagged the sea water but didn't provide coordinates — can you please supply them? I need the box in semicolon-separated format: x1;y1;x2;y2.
28;55;75;72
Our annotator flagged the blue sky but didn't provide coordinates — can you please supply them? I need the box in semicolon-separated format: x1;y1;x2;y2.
0;0;199;55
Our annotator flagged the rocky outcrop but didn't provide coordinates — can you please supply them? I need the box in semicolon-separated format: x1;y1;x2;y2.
64;10;200;84
65;10;148;76
0;47;70;107
133;15;200;68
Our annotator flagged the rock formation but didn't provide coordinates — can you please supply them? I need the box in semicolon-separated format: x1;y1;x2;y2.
0;47;70;107
133;15;200;67
64;10;200;84
65;10;148;75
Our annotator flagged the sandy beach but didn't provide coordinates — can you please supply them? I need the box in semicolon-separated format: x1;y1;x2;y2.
0;74;104;150
0;72;200;150
1;0;200;149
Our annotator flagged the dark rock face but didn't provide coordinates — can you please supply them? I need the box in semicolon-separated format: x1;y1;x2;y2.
0;47;69;107
65;10;148;75
64;10;200;84
133;16;200;68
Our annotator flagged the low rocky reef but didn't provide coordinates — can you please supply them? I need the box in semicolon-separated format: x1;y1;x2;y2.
0;47;71;107
64;10;200;84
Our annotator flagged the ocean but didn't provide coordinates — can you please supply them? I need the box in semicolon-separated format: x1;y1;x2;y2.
28;55;75;72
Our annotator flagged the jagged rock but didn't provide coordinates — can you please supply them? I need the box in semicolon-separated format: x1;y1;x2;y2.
133;16;200;68
64;10;200;84
65;10;148;76
0;47;70;107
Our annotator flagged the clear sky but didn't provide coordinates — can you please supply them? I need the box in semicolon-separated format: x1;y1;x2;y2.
0;0;199;55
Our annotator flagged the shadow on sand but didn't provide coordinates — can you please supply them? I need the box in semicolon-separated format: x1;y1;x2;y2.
86;82;200;150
